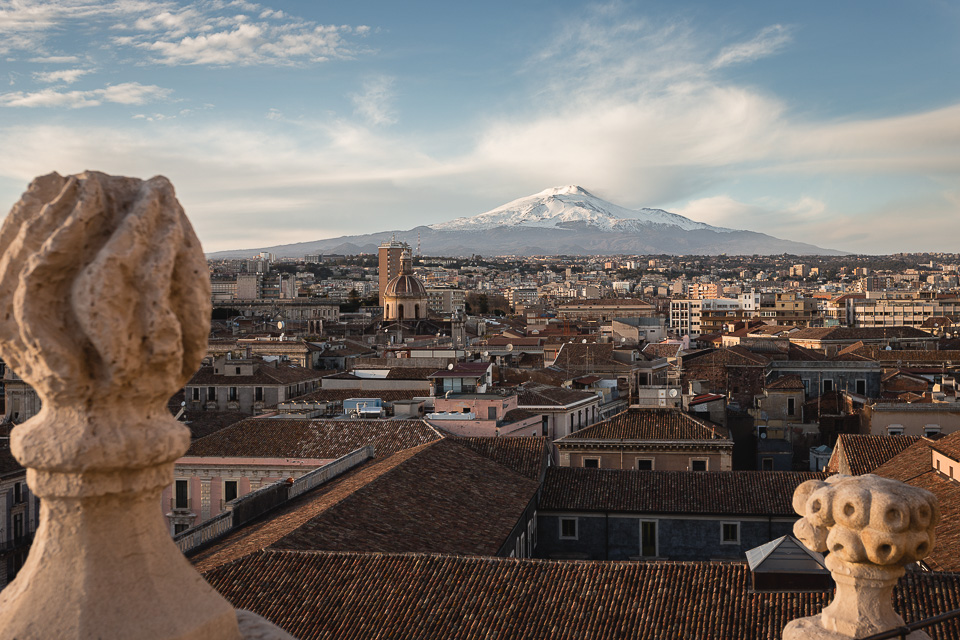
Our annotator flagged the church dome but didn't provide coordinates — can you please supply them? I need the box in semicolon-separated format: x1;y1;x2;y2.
384;273;426;297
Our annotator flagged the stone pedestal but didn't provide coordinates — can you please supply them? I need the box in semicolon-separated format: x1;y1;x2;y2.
784;474;939;640
0;172;292;640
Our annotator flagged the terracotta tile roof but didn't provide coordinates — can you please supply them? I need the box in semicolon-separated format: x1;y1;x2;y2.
270;439;539;557
446;436;548;480
428;362;491;378
185;418;441;459
641;342;683;359
204;550;960;640
766;375;806;391
556;409;727;442
558;298;653;307
517;382;598;408
872;437;960;572
539;467;826;515
789;326;933;341
179;411;249;440
191;444;429;573
830;434;922;476
192;438;540;572
931;430;960;461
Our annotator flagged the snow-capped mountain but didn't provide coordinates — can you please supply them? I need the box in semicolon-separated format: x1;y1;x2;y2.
207;185;844;258
430;185;731;234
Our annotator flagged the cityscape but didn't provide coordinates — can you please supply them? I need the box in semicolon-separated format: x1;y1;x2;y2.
0;1;959;639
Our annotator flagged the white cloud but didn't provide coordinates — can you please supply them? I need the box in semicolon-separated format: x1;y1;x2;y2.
711;24;793;69
0;82;171;108
33;68;92;84
350;76;396;126
28;55;80;63
1;1;370;67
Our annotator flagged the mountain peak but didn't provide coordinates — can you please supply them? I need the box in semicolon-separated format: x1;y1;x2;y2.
537;185;591;197
430;186;729;234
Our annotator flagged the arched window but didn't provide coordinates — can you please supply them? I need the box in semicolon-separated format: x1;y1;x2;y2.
398;305;404;321
415;304;420;318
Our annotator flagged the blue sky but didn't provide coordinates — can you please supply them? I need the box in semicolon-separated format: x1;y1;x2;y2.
0;0;958;254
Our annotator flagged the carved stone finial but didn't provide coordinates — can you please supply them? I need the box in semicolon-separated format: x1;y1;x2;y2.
784;474;940;640
0;172;270;639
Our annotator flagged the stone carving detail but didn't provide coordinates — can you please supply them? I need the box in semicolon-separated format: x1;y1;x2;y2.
784;473;940;640
0;173;291;639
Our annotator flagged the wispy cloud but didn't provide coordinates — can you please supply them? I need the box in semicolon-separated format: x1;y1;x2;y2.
350;76;397;126
0;82;172;108
33;68;92;84
0;1;371;66
711;24;793;69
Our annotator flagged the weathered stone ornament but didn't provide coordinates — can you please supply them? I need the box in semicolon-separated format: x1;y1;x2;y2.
784;473;940;640
0;172;293;639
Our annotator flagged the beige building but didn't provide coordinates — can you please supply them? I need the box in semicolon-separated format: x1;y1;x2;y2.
862;400;960;437
554;408;733;471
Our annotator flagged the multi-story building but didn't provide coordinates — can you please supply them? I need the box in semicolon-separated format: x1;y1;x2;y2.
378;239;409;301
426;287;466;316
851;293;960;328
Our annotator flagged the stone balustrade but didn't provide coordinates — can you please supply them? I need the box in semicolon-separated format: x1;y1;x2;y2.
0;172;294;640
785;473;940;640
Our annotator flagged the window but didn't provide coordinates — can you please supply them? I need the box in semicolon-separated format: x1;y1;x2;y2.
174;479;190;510
636;458;653;471
541;416;549;437
174;523;190;534
192;387;200;401
640;520;657;557
228;387;238;401
721;522;740;544
224;480;239;504
583;458;600;469
887;425;904;436
255;387;264;402
823;379;834;393
207;386;216;401
14;482;22;504
856;379;867;395
235;367;241;375
559;517;578;540
528;518;536;554
925;425;941;438
488;406;497;420
13;513;24;541
761;457;774;471
690;458;708;471
787;398;795;416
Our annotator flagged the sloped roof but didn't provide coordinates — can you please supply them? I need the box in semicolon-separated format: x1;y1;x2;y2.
539;467;826;515
203;551;960;640
556;409;727;443
872;437;960;572
517;382;597;408
745;535;827;574
829;434;922;476
192;438;541;572
185;418;441;459
766;375;806;391
789;326;932;341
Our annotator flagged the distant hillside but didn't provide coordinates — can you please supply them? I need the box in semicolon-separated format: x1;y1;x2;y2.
208;186;845;258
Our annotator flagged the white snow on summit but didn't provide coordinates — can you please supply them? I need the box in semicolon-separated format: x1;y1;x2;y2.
429;186;732;233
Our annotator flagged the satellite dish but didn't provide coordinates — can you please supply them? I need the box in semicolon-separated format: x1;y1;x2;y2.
180;401;186;407
669;389;678;398
760;432;767;439
277;321;284;330
582;339;588;344
621;337;626;343
482;351;489;357
506;344;514;351
447;363;454;370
